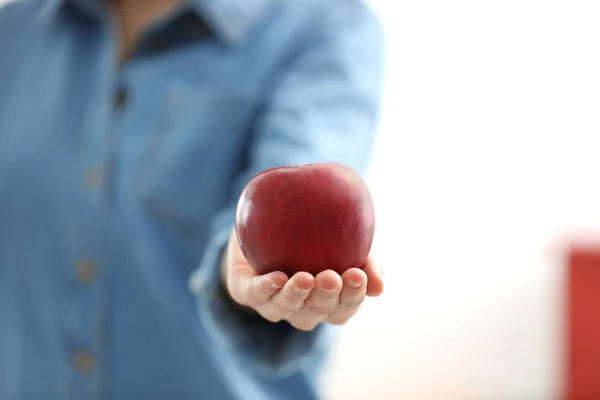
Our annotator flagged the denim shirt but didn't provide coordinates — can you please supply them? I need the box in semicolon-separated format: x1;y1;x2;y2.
0;0;383;398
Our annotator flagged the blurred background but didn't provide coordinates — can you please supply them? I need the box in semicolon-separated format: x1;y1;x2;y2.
324;1;600;399
1;0;598;399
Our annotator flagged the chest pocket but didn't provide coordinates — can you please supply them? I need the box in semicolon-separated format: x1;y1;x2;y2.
134;82;255;234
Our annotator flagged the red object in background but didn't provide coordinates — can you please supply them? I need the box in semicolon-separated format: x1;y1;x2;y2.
565;245;600;400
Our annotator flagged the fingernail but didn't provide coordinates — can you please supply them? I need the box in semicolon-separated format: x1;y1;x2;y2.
269;280;282;289
348;280;363;288
294;286;311;295
262;275;281;289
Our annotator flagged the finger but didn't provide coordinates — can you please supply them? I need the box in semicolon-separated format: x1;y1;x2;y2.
306;269;343;312
363;258;384;297
339;268;368;307
294;269;343;319
269;272;315;316
256;274;314;323
327;268;367;325
234;271;288;307
286;270;343;330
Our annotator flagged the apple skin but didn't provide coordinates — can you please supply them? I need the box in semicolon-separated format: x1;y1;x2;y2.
235;162;375;276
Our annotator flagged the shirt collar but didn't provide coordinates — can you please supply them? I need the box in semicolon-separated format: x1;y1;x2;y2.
37;0;273;44
188;0;272;43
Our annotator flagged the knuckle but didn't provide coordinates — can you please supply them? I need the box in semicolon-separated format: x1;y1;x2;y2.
264;315;282;324
307;305;334;315
289;321;317;332
328;315;351;326
283;292;304;304
274;298;303;312
258;311;283;324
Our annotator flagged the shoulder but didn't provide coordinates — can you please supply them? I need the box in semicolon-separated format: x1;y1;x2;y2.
277;0;379;19
0;0;46;23
274;0;384;68
0;1;42;57
0;0;50;44
254;0;383;58
278;0;381;33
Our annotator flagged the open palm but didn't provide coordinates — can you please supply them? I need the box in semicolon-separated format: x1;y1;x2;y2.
223;229;384;331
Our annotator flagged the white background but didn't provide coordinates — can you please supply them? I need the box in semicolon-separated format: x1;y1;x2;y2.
325;1;600;399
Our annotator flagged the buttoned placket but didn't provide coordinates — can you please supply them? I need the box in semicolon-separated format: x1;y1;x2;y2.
65;12;129;398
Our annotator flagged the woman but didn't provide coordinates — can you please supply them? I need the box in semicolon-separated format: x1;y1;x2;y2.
0;0;384;398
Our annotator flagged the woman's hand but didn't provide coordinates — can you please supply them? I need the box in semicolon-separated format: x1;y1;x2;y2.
222;229;384;331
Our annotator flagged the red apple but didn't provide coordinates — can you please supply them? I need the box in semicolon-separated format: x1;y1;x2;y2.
235;162;375;276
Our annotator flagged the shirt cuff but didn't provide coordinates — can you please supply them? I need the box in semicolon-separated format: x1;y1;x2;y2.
189;222;332;378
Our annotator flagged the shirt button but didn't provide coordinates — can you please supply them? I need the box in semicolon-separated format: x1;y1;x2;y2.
73;351;94;373
77;260;96;284
115;86;128;109
84;169;103;189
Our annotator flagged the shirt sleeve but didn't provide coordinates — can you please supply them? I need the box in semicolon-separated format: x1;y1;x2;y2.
189;0;385;378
